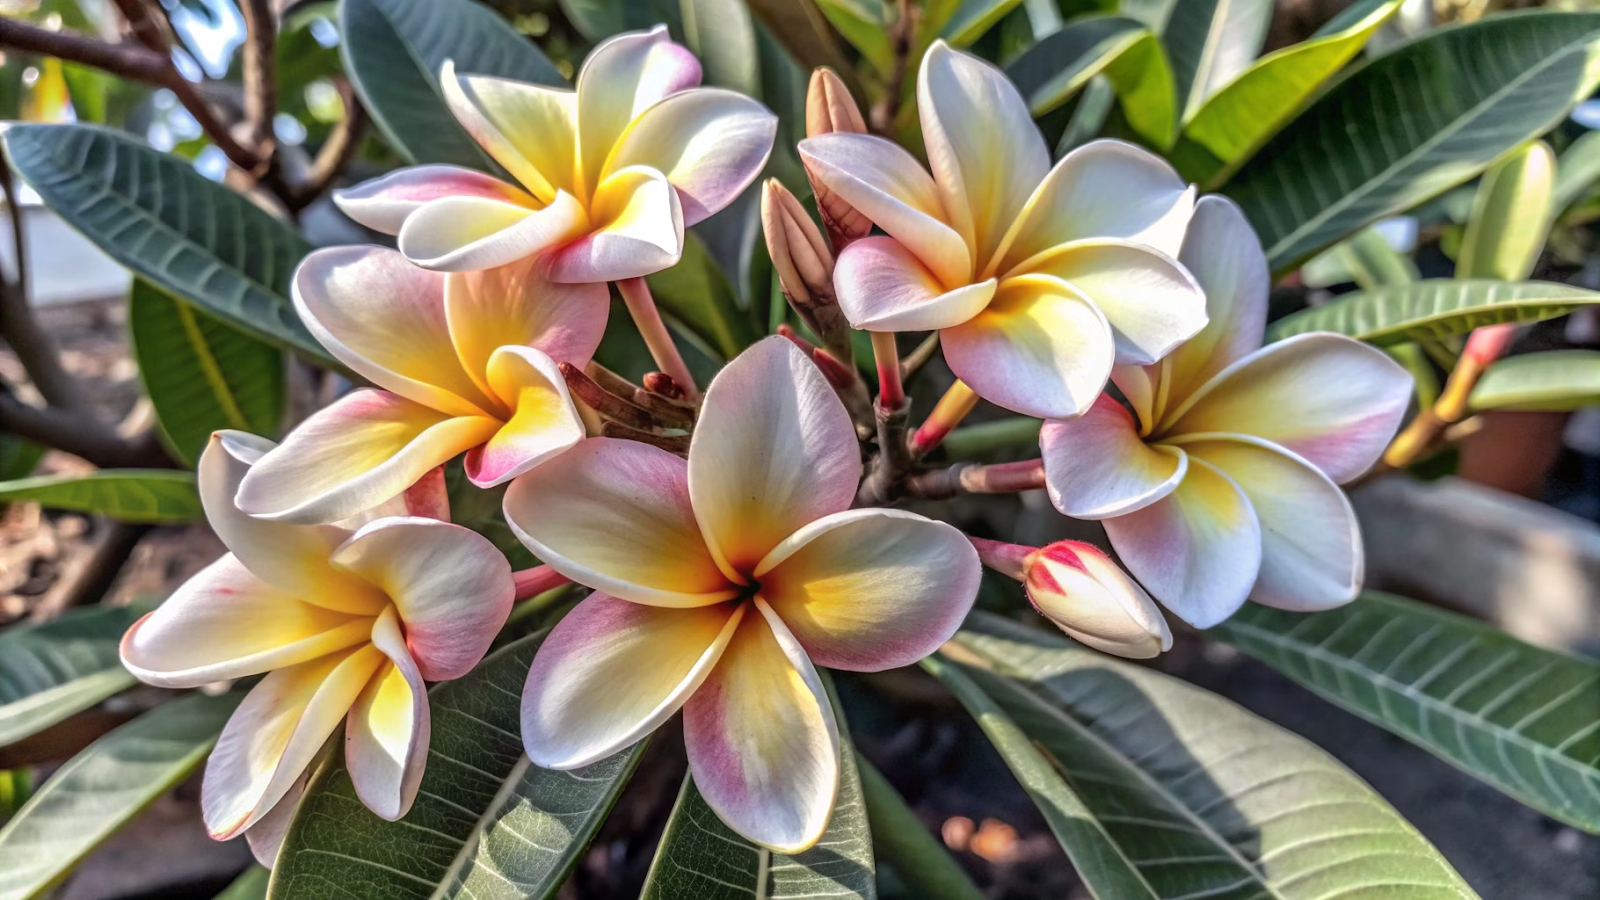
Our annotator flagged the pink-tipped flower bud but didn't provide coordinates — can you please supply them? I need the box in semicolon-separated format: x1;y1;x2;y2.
762;178;835;312
1023;541;1172;659
803;68;873;248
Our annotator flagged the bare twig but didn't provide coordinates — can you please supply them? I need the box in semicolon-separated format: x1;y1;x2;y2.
0;390;166;468
904;459;1047;500
0;17;170;84
287;80;368;211
857;398;913;505
561;362;657;430
900;332;940;380
600;421;690;456
28;520;150;622
238;0;278;155
0;165;87;411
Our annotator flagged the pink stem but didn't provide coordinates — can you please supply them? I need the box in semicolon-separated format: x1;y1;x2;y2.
870;331;904;410
513;565;571;601
910;380;979;457
617;276;699;400
966;536;1033;582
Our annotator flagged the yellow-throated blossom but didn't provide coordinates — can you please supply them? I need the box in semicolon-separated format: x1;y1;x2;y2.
504;337;981;852
1040;198;1412;627
333;26;776;281
236;247;601;524
799;41;1206;419
120;433;513;864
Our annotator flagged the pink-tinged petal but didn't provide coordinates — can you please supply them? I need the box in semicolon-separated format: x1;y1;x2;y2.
245;766;313;868
1104;457;1261;628
1162;195;1269;398
202;645;387;840
547;165;683;282
237;390;500;525
522;593;743;768
503;438;739;607
1040;393;1187;519
338;466;452;529
445;261;608;401
1023;239;1207;366
942;274;1114;419
575;26;702;193
330;518;513;682
1180;436;1363;612
397;192;589;273
992;140;1195;274
834;236;995;332
293;245;497;418
333;165;532;235
119;555;372;688
689;336;860;577
465;346;585;487
917;41;1049;265
1110;363;1163;436
798;133;972;286
201;432;386;613
345;606;430;821
754;508;980;671
1163;333;1413;483
683;599;839;853
1024;541;1172;659
608;87;776;226
440;60;577;202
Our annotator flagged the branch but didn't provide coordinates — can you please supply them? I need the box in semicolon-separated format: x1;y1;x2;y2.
238;0;278;154
0;17;170;84
28;520;149;622
0;165;88;411
286;80;367;210
903;459;1046;500
0;391;167;469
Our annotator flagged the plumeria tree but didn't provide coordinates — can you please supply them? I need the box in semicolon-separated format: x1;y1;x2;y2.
1;1;1599;898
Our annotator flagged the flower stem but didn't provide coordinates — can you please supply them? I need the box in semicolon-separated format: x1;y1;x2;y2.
871;331;904;410
617;277;698;401
513;565;570;601
910;380;980;458
904;459;1046;500
1381;323;1514;470
965;536;1031;582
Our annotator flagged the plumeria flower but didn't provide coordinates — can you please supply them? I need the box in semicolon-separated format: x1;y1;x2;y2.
333;26;777;281
799;41;1205;419
1040;198;1412;627
120;433;513;865
504;337;981;852
236;247;602;525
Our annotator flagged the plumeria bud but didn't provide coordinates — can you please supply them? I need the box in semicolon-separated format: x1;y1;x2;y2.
802;68;872;247
763;179;836;312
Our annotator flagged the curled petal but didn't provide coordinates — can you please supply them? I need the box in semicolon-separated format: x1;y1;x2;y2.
345;606;430;821
440;61;576;202
754;509;980;671
834;237;995;332
397;192;589;273
445;262;609;398
338;465;452;529
1161;195;1269;397
1022;239;1207;366
576;26;702;191
244;766;313;868
546;165;683;283
333;165;531;235
466;346;586;487
1024;541;1172;658
1040;394;1187;519
608;88;776;226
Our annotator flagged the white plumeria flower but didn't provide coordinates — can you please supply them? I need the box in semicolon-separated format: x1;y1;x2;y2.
503;337;981;853
799;41;1205;419
120;433;513;864
334;26;776;281
1040;197;1413;627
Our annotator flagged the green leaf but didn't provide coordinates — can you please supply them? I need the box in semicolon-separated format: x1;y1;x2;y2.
938;613;1479;898
681;0;762;96
646;230;756;359
1163;0;1272;122
129;279;284;467
0;692;239;900
1225;11;1600;273
0;605;141;748
1170;0;1399;186
1470;349;1600;412
342;0;564;169
815;0;893;73
1301;225;1418;290
1458;141;1555;281
1552;130;1600;218
0;771;30;826
270;630;645;899
2;124;327;364
856;754;982;900
1006;15;1176;148
0;436;43;483
0;471;201;523
1267;279;1600;346
215;867;270;900
744;0;861;96
941;0;1028;48
1213;591;1600;834
559;0;676;41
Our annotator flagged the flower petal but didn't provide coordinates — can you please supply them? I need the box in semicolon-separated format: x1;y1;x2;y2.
245;767;312;868
546;165;683;282
992;139;1194;274
445;260;609;399
465;345;586;487
1103;457;1261;628
608;87;776;226
503;437;739;607
440;61;577;202
1022;239;1207;366
397;192;589;273
1162;195;1269;399
345;606;430;821
682;598;839;854
1040;393;1188;518
1163;333;1413;483
330;518;513;682
797;133;971;286
690;336;860;577
333;165;532;235
754;508;980;671
522;593;743;768
202;645;387;840
336;465;452;529
942;274;1114;419
575;26;702;193
293;245;496;418
1180;436;1363;612
237;390;499;525
917;41;1047;265
834;236;995;332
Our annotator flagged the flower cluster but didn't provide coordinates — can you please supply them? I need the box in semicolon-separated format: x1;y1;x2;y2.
119;28;1410;862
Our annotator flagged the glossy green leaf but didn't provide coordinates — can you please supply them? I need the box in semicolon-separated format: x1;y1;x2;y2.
745;0;860;95
215;867;270;900
0;605;141;748
1458;141;1555;281
1226;12;1600;273
941;0;1027;47
1005;15;1176;147
1552;130;1600;218
646;230;756;358
129;279;284;467
1164;0;1272;121
270;630;645;899
0;471;201;523
1170;0;1399;186
1214;591;1600;834
1267;279;1600;346
0;692;239;900
0;771;30;826
937;613;1479;898
1301;225;1419;290
815;0;892;73
559;0;676;42
1470;350;1600;412
342;0;564;169
681;0;761;96
2;124;326;364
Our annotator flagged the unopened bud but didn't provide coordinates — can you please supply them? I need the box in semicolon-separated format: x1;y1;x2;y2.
762;179;834;312
806;67;867;138
1017;541;1172;659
